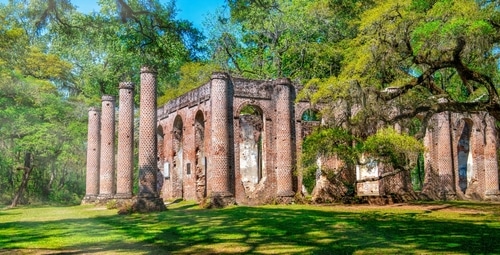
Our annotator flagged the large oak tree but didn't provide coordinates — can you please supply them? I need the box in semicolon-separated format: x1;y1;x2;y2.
305;0;500;133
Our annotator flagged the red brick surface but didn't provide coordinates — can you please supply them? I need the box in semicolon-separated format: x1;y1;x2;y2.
116;82;134;198
98;95;115;199
83;107;100;203
138;67;158;198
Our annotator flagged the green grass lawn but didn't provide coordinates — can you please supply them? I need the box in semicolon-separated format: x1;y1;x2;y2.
1;201;499;254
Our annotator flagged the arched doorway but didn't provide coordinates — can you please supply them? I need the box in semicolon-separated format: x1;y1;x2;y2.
172;115;184;198
457;119;473;193
239;105;264;191
157;125;165;194
194;111;206;201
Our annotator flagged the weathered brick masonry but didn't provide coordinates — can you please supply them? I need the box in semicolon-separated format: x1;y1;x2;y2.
422;112;500;200
115;82;135;199
157;73;316;205
82;107;100;204
134;67;166;211
84;72;499;205
97;95;115;201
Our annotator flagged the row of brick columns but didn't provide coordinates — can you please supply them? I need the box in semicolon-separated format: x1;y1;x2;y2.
425;112;499;200
83;67;165;211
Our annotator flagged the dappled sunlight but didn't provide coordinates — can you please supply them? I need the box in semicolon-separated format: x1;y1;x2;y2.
1;202;499;254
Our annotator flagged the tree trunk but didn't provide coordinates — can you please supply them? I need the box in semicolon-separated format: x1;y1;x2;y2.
10;152;33;208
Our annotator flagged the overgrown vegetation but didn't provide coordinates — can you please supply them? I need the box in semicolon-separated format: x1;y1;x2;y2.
301;127;423;201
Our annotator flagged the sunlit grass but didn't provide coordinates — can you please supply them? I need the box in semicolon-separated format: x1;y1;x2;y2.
1;201;499;254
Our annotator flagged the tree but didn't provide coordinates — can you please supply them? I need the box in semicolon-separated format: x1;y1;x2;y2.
296;0;500;202
301;126;423;201
304;0;500;134
0;7;87;206
158;61;220;105
4;0;205;103
207;0;374;81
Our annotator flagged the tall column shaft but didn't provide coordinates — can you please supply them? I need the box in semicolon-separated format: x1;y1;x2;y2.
116;82;135;199
98;95;116;199
484;116;500;197
436;112;455;197
274;78;294;197
209;72;232;197
138;67;158;198
83;107;100;203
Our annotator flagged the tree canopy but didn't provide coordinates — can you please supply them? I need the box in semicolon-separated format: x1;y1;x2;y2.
301;0;500;133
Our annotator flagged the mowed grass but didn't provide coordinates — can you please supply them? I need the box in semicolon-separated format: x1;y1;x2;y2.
1;201;500;254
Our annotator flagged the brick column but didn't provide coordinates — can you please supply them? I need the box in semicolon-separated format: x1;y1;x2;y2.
209;72;234;205
484;116;500;199
98;95;116;201
82;107;100;204
134;66;165;212
115;82;135;199
274;78;295;199
436;112;455;199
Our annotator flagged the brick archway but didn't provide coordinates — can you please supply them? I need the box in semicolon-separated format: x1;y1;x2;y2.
171;115;184;198
194;110;206;201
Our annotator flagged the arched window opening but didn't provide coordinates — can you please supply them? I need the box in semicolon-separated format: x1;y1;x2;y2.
301;109;321;122
457;119;473;193
239;105;264;186
172;115;184;198
194;111;206;201
411;153;424;191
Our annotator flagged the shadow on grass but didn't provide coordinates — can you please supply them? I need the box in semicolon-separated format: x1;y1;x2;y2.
1;204;499;254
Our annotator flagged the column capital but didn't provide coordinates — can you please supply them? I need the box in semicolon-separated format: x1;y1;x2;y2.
101;95;115;102
273;77;291;86
88;107;100;113
119;82;135;90
211;72;229;80
140;66;157;74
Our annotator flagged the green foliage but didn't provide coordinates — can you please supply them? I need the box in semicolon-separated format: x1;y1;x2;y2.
106;199;118;210
364;128;425;168
157;61;219;105
0;0;209;206
208;0;374;81
302;127;359;165
302;0;500;157
0;11;87;206
301;126;424;192
301;127;359;191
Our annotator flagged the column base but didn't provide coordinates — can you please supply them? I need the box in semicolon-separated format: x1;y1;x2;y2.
131;196;166;213
114;193;133;199
439;190;456;201
276;191;295;204
96;194;115;205
81;195;98;204
207;192;235;208
485;190;500;201
276;190;295;204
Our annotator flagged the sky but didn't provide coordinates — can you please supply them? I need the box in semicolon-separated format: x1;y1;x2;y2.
0;0;226;32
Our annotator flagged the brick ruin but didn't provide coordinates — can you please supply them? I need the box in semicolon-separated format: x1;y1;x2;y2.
82;71;500;206
422;112;500;200
82;67;165;211
157;73;315;205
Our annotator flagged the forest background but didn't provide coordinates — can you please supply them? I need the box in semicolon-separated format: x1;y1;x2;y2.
0;0;498;207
